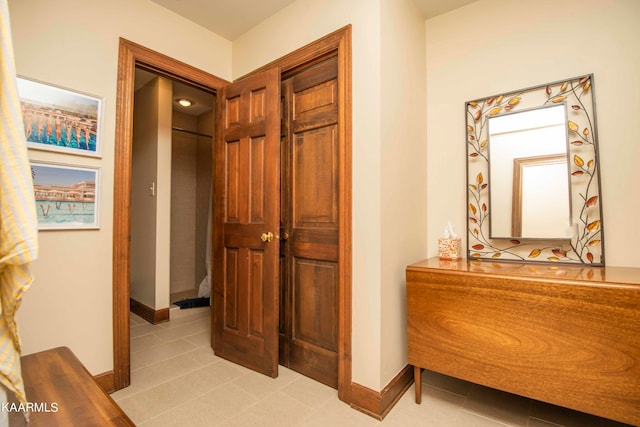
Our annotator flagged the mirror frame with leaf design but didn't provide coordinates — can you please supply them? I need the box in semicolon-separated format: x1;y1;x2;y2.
466;74;605;265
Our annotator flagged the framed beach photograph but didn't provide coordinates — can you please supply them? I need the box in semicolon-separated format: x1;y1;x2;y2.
17;76;102;157
31;161;100;230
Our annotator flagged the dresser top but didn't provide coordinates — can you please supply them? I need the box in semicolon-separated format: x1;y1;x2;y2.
407;257;640;288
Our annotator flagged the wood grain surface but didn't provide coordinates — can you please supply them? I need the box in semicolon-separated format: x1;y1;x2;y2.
17;347;134;426
407;258;640;426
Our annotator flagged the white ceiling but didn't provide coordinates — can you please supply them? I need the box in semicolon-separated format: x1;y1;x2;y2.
142;0;479;116
150;0;479;40
135;68;215;116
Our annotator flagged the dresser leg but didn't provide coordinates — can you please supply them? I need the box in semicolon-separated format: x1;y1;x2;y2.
414;365;422;404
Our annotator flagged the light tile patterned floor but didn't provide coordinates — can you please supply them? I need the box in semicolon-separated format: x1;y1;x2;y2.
111;307;632;427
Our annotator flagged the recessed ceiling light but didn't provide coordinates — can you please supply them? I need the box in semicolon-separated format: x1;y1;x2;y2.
177;98;192;107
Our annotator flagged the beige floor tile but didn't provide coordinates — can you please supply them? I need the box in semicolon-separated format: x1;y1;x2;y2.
130;338;198;368
182;345;218;366
183;329;211;347
302;399;379;427
219;358;261;376
161;308;209;328
110;380;149;401
139;407;209;427
530;400;633;427
117;363;246;424
223;411;271;427
152;320;208;343
182;359;249;389
130;313;147;326
382;385;467;427
455;410;515;426
130;332;165;353
117;308;631;427
232;364;298;400
130;322;157;338
139;384;255;427
240;390;315;427
463;384;531;427
130;351;222;391
192;382;260;424
281;374;337;407
423;369;473;396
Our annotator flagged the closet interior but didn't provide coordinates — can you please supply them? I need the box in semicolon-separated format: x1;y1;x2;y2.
130;67;215;316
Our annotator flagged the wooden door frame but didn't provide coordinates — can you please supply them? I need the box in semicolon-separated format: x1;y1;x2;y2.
113;38;229;389
112;26;352;402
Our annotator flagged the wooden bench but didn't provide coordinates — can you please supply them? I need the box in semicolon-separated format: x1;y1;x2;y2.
13;347;134;426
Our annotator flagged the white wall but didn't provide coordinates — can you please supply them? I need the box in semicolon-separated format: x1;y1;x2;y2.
130;78;160;308
9;0;231;374
130;75;171;310
426;0;640;268
379;0;427;387
155;76;172;310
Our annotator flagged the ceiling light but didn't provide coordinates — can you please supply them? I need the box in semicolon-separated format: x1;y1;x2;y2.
177;98;192;107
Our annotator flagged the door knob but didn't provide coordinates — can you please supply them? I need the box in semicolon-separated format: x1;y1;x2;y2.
261;232;274;242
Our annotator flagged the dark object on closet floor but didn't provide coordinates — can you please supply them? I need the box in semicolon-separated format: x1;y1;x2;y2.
173;296;210;309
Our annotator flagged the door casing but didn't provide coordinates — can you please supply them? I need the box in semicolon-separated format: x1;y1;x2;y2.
113;26;352;402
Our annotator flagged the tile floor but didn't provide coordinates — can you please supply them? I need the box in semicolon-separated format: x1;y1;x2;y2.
111;307;633;427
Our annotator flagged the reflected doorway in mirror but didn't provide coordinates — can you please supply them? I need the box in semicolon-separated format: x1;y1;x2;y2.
487;103;571;240
512;154;571;239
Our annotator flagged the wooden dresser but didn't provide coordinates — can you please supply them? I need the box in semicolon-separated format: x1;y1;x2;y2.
406;257;640;426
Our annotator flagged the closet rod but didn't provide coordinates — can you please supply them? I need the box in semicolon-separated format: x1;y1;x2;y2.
171;126;213;139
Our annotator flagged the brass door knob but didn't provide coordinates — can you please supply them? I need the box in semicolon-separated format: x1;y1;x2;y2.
261;232;274;242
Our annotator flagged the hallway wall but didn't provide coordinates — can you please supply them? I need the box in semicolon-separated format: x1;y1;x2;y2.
9;0;231;375
425;0;640;268
130;75;172;311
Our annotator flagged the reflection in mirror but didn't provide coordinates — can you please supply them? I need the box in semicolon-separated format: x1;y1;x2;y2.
512;154;569;238
466;74;604;265
488;104;571;239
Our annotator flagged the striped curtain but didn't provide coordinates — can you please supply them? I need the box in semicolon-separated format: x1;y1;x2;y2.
0;0;39;407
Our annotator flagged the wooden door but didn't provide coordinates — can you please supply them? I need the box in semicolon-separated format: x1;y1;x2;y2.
279;57;340;388
213;67;280;377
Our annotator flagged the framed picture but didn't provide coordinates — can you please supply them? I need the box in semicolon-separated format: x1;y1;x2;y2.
17;76;102;157
31;161;100;230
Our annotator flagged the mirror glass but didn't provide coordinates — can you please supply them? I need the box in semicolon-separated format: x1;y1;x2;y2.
466;74;605;265
488;104;571;239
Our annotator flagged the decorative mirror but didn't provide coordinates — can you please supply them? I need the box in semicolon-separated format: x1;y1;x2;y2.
466;74;604;265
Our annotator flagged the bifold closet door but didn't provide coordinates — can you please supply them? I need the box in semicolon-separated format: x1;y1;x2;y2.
279;56;339;388
213;67;281;377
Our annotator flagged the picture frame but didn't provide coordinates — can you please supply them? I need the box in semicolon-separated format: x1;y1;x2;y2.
31;161;100;230
17;76;103;157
